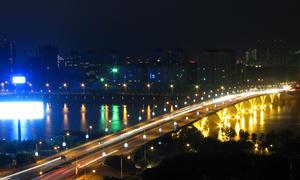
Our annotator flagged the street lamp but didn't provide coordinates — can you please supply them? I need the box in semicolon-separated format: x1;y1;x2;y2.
124;142;128;148
28;83;33;92
170;84;174;95
1;83;4;93
104;83;108;90
195;84;200;94
86;125;93;141
63;83;67;93
146;83;151;95
100;77;105;83
81;83;85;94
35;143;39;157
123;83;127;92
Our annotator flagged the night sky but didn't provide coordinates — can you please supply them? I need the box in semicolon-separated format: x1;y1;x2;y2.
0;0;299;55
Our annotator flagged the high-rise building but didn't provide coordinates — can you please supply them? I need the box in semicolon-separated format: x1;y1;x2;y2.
246;40;287;67
0;36;15;80
197;49;236;86
38;45;58;71
35;45;59;86
245;48;257;66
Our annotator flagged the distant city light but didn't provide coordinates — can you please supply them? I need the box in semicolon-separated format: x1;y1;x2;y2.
111;67;119;73
12;76;26;84
0;102;44;120
100;77;105;82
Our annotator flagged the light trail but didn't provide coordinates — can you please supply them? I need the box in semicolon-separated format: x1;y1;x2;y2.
0;87;286;179
79;150;118;169
84;88;284;153
0;157;62;180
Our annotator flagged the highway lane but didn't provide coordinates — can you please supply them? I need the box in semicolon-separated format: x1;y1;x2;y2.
39;112;205;179
36;88;285;179
0;88;284;179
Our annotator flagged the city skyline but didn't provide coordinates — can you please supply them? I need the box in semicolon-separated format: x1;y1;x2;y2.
0;0;300;55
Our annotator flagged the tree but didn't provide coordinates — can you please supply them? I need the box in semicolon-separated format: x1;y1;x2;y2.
259;133;265;142
224;127;237;140
239;130;250;141
251;133;257;143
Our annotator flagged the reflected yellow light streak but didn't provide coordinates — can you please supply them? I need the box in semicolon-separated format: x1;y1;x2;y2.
63;113;69;129
249;116;253;132
146;105;151;120
241;116;245;129
81;104;86;113
63;103;68;114
170;105;174;112
235;121;240;136
105;105;109;120
260;110;264;126
81;110;86;131
123;105;128;124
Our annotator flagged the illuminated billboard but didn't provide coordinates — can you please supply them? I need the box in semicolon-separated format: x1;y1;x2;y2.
12;76;26;84
0;102;44;120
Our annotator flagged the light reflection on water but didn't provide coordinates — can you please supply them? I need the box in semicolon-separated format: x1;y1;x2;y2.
0;98;165;140
0;94;299;141
194;95;300;141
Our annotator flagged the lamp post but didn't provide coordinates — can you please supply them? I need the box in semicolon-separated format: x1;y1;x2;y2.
45;82;49;89
195;84;199;94
146;83;151;95
35;143;39;157
29;83;33;93
170;84;174;96
104;83;108;91
63;83;67;93
62;135;67;149
81;83;85;94
123;83;127;92
86;125;93;141
1;83;4;93
121;142;129;179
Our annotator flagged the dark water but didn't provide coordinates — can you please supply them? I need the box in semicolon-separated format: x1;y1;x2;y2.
0;93;299;141
0;95;174;140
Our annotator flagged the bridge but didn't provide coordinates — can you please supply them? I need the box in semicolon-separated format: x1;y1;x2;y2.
0;87;289;179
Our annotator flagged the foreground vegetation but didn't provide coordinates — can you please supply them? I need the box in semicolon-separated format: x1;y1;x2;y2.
104;126;300;180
